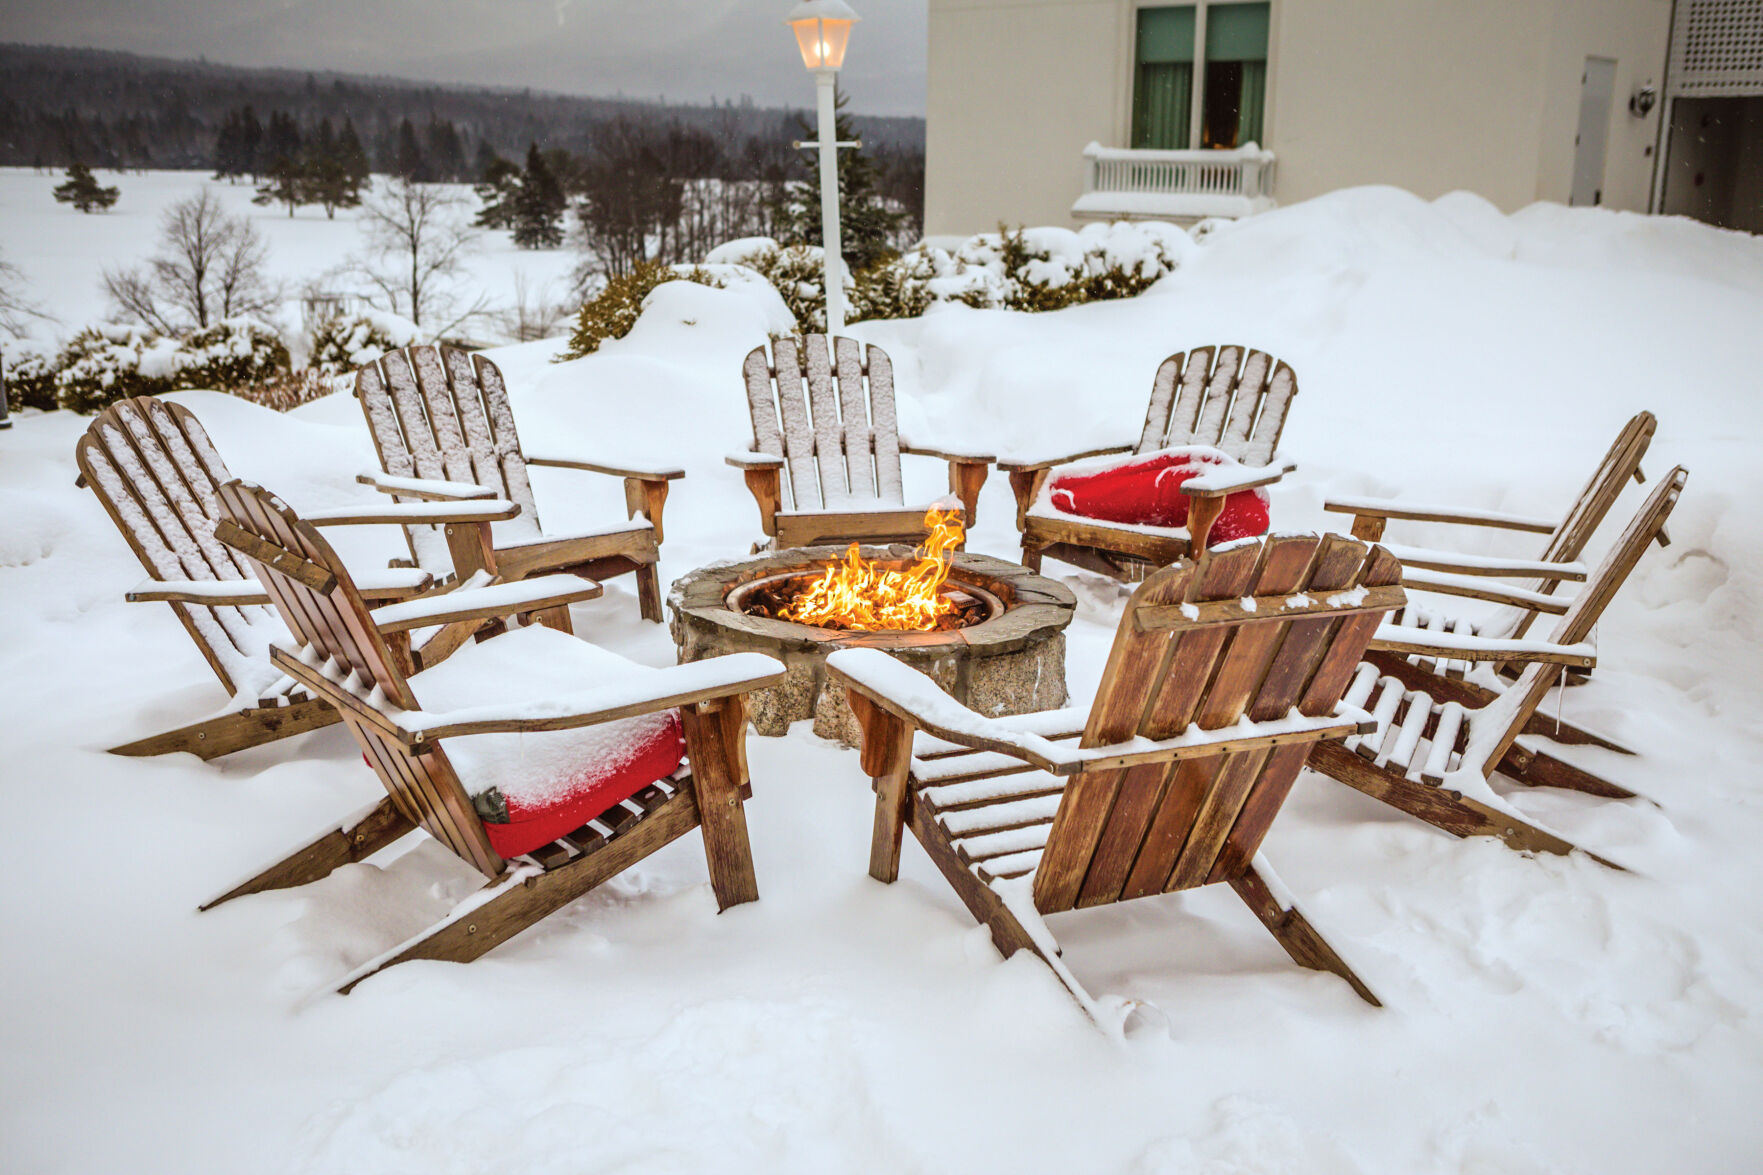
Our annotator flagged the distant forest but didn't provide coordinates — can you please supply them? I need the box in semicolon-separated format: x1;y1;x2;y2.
0;43;925;220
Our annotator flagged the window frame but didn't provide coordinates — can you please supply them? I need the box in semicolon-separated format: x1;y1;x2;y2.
1126;0;1276;151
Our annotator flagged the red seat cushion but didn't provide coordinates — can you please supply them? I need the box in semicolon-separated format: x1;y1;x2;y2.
1047;447;1270;544
477;710;686;859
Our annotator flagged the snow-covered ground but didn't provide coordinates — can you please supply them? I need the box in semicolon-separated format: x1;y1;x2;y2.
3;172;1762;1173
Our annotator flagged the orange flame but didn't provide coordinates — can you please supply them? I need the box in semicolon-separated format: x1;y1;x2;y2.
782;508;965;631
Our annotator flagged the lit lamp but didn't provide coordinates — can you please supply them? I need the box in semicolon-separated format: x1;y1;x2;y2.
786;0;860;333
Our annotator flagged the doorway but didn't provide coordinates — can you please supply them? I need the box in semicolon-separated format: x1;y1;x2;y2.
1571;56;1618;206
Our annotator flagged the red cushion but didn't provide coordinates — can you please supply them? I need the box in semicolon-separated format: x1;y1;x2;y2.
1048;448;1270;544
479;710;686;859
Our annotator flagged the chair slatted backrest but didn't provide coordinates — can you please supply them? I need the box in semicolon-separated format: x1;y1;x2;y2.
1033;532;1402;914
1476;465;1687;771
1137;345;1297;466
75;396;278;696
743;335;904;512
358;345;542;571
215;480;503;877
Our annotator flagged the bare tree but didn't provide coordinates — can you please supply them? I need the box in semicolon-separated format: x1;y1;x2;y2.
102;189;278;332
352;178;487;334
0;251;53;340
493;271;569;343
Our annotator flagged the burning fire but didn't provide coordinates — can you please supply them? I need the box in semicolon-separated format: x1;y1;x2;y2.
782;507;965;631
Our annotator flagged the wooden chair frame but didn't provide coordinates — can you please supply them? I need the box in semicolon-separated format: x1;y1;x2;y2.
205;480;787;992
1310;467;1688;866
357;344;684;623
74;395;511;760
997;345;1299;576
830;530;1405;1017
727;335;993;549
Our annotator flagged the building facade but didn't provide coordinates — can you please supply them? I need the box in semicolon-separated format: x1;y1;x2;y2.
924;0;1759;235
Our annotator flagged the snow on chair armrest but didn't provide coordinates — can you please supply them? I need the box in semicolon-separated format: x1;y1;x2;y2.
368;573;602;633
1181;458;1297;496
1369;623;1596;667
523;449;687;480
304;498;521;527
1322;496;1558;534
395;652;789;743
995;442;1135;474
356;471;500;501
725;450;785;470
1382;543;1587;581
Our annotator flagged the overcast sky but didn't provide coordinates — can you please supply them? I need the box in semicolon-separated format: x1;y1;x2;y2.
5;0;928;116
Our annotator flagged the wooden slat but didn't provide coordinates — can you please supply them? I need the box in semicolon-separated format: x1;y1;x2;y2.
1191;345;1244;447
1219;348;1272;453
833;336;875;499
1133;583;1407;632
770;337;821;511
804;335;847;502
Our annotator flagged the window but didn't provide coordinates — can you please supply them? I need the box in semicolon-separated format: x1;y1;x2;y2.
1131;2;1270;150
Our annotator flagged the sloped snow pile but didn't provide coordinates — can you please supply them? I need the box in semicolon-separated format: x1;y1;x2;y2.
1;181;1761;1174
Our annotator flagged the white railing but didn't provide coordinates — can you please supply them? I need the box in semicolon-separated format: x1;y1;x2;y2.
1074;141;1277;221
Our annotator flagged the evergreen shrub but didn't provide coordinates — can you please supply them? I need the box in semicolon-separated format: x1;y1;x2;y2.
560;261;723;360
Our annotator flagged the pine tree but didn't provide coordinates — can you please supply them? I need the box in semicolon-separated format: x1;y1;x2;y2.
239;106;264;179
253;111;307;215
394;118;425;180
775;86;905;273
473;152;521;230
511;141;566;248
52;163;119;213
424;117;465;182
337;119;371;187
302;118;363;219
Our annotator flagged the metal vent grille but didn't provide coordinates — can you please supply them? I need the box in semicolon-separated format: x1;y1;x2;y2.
1670;0;1763;95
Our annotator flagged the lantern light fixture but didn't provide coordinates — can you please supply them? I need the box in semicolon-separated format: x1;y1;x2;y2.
787;0;860;72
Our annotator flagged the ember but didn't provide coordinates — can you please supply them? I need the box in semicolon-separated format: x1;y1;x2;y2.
769;508;970;632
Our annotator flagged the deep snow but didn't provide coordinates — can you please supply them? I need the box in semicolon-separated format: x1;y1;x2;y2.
2;170;1762;1173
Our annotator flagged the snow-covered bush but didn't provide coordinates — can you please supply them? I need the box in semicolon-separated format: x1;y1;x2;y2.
171;318;290;391
559;261;722;360
228;369;342;412
308;310;422;375
52;324;174;413
729;244;832;334
5;350;58;413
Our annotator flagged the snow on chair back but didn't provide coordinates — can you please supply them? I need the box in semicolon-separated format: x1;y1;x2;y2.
357;346;542;573
1033;533;1403;914
75;396;278;696
1473;465;1686;774
1137;345;1297;467
215;479;502;877
743;335;903;512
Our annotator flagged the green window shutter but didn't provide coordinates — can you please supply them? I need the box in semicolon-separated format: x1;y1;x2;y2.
1137;6;1196;64
1205;2;1269;62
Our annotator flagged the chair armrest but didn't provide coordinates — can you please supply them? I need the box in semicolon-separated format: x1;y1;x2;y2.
356;471;499;501
725;451;785;471
1323;496;1558;534
1180;458;1297;497
524;450;686;480
828;648;1372;776
995;444;1133;475
303;499;521;527
899;442;996;465
1382;542;1587;582
127;578;273;606
394;652;789;743
1369;624;1596;668
368;572;603;634
1398;570;1570;615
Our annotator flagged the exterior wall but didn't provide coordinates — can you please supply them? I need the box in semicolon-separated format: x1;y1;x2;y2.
925;0;1672;236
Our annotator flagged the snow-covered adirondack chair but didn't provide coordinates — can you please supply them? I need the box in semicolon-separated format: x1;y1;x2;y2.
1324;411;1660;681
356;345;683;623
725;335;994;550
1310;466;1687;866
998;345;1299;577
73;396;513;759
204;481;787;992
828;530;1405;1017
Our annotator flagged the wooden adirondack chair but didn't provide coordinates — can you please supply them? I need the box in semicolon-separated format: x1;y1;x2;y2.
73;395;516;759
726;335;993;550
356;344;683;623
1325;411;1660;681
998;345;1299;577
205;480;787;993
828;530;1406;1014
1311;466;1687;865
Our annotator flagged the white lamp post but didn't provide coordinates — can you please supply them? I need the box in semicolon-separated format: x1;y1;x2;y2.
786;0;860;335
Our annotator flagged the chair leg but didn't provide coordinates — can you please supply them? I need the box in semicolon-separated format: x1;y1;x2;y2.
200;795;416;910
680;698;760;911
336;784;704;993
1499;743;1639;799
1230;857;1380;1007
635;561;663;623
1309;742;1623;869
109;697;340;760
848;692;916;883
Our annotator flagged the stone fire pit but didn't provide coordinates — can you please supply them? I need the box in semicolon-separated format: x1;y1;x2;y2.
669;545;1075;745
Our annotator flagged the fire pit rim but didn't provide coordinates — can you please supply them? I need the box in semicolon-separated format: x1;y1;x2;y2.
724;568;1007;633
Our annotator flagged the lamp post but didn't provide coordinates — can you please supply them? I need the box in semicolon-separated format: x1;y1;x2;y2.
785;0;860;335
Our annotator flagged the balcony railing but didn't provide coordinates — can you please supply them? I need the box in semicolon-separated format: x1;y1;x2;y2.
1072;142;1277;223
